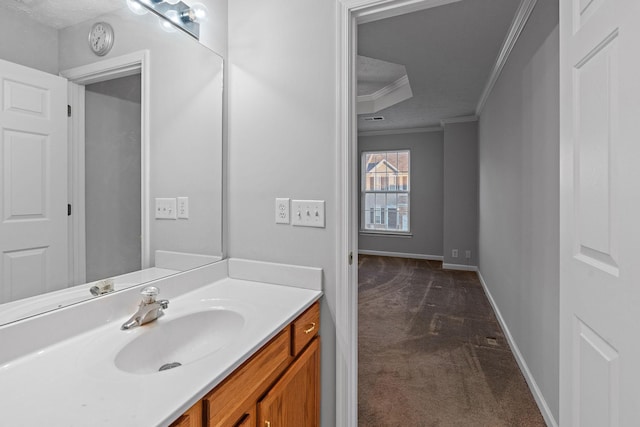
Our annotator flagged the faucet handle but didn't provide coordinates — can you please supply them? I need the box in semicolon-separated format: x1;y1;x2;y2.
140;286;159;303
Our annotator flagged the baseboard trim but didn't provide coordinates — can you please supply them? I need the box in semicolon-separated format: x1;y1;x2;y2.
477;270;559;427
358;250;443;261
442;263;478;271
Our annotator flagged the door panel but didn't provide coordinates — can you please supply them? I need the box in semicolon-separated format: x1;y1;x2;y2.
258;338;320;427
560;0;640;425
4;130;47;219
0;58;68;304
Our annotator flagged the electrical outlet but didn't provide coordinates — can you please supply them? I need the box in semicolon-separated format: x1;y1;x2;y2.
155;198;176;219
465;250;471;259
292;200;325;228
275;198;290;224
177;197;189;219
452;249;458;258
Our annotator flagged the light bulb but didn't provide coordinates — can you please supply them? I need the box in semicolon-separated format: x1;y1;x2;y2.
165;9;181;24
159;15;176;32
190;3;209;22
126;0;148;15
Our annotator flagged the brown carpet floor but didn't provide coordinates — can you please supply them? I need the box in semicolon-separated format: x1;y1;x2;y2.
358;255;546;426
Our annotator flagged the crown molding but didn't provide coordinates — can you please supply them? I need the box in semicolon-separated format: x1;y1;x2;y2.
358;74;413;114
439;115;478;127
475;0;538;115
355;0;463;24
358;75;410;102
358;125;443;136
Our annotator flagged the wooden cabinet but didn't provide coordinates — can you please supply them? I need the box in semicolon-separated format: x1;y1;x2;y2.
171;400;203;427
258;338;320;427
171;302;320;427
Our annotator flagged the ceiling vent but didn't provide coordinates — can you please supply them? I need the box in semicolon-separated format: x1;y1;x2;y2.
363;116;385;121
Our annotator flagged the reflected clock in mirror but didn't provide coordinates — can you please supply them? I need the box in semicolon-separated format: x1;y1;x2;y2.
0;1;223;326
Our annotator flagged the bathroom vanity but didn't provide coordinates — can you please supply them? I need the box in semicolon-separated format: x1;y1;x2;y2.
0;259;322;426
173;302;320;427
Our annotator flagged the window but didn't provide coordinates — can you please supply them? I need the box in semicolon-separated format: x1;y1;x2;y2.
361;150;410;232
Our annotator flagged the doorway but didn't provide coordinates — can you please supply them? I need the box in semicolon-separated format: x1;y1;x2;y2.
83;75;142;282
336;0;540;425
62;51;150;286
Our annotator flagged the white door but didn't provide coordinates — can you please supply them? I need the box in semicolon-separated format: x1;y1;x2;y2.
0;59;68;303
560;0;640;425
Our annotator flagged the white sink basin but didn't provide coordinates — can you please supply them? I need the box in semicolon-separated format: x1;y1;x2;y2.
114;309;245;374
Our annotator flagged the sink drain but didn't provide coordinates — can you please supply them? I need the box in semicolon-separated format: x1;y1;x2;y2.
159;362;182;371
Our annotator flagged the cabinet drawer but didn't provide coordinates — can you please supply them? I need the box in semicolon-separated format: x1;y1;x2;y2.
291;302;320;356
204;328;291;427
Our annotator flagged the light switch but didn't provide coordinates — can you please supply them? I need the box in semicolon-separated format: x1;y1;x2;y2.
155;198;177;219
177;197;189;219
292;200;325;228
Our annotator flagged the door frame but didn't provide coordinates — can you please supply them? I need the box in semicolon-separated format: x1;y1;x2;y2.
336;2;464;424
335;0;539;425
60;50;151;285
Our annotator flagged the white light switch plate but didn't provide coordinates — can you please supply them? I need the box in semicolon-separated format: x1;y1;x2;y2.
177;197;189;219
155;198;177;219
275;198;290;224
292;200;325;228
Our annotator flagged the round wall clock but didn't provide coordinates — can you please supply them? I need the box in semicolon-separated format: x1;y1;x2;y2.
88;22;114;56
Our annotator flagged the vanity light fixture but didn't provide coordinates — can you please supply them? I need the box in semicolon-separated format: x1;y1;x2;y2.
129;0;208;39
126;0;148;15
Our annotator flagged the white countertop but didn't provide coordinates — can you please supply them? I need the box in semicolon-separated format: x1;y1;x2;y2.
0;260;322;426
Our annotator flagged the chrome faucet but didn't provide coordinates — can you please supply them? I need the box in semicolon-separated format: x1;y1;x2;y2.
121;286;169;330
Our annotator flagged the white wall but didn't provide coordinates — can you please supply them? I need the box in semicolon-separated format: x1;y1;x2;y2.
59;7;224;264
0;6;58;74
478;0;559;421
227;0;337;425
197;0;228;58
358;131;444;258
443;121;478;266
85;75;142;281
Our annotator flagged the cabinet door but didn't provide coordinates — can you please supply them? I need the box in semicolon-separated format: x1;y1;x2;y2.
258;337;320;427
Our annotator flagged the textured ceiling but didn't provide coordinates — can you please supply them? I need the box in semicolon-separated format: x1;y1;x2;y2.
1;0;124;29
358;55;407;96
357;0;521;131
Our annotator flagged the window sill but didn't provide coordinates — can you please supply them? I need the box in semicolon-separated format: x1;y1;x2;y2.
359;231;413;238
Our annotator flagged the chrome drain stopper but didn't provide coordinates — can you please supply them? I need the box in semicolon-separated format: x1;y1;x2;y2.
159;362;182;371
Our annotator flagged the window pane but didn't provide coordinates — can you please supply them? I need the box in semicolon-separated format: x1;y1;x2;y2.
361;150;410;232
397;151;409;172
387;152;398;170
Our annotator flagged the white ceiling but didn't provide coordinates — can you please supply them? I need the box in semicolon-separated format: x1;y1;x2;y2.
357;0;521;131
1;0;124;29
358;55;408;96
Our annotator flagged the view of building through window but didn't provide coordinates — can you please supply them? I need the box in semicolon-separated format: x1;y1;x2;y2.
361;150;410;232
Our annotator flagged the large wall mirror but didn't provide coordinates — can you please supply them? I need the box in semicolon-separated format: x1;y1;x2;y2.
0;0;223;325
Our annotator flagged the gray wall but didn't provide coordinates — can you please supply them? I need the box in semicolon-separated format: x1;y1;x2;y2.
478;0;559;421
85;75;142;281
443;121;478;266
358;131;444;257
227;0;336;425
0;5;58;74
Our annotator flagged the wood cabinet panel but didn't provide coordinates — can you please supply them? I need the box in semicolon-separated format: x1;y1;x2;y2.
291;302;320;356
170;400;202;427
258;337;320;427
204;328;291;427
233;406;255;427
